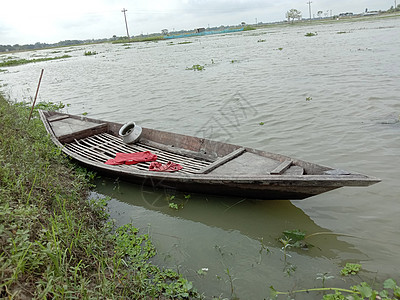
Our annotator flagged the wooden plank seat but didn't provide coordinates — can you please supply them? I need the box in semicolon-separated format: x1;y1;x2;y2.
270;160;292;175
198;147;246;174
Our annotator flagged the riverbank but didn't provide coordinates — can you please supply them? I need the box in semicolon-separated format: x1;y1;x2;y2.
0;95;199;299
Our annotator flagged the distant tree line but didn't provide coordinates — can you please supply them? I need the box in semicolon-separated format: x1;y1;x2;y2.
387;4;400;12
285;4;400;23
0;38;116;53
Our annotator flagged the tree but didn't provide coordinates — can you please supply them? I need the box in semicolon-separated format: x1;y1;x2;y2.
286;9;302;23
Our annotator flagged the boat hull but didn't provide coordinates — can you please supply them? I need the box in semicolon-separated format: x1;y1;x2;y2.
38;110;380;200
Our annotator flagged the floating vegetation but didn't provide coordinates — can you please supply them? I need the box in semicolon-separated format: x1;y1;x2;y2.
168;202;179;210
280;229;307;248
259;122;265;125
186;64;205;71
257;39;266;42
178;41;193;45
306;96;312;101
167;194;189;210
305;32;317;37
340;263;361;276
0;55;71;67
196;268;208;276
337;31;348;34
231;59;238;63
114;224;198;297
84;50;97;56
270;265;400;299
278;47;283;51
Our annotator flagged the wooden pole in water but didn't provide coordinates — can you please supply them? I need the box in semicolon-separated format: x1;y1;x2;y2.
28;68;44;121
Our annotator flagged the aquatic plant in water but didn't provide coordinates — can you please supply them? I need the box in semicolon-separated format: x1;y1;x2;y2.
272;230;400;299
186;64;205;71
84;51;97;56
270;266;400;299
305;32;317;37
340;263;361;276
169;202;179;210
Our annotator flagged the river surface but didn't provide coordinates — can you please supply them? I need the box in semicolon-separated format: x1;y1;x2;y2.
1;16;400;299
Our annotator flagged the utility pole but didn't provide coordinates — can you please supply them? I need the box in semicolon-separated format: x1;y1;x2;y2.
121;8;130;39
307;1;312;21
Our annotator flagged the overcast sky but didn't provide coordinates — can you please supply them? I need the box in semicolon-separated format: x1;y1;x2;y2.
0;0;394;45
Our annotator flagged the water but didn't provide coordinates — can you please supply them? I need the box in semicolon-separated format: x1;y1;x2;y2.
1;17;400;299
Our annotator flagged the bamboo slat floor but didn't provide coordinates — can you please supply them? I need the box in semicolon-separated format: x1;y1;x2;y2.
65;132;212;174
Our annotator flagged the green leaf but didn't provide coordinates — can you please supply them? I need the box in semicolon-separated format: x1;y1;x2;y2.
269;285;278;298
353;282;372;298
283;229;306;242
394;287;400;298
383;278;397;289
322;291;345;300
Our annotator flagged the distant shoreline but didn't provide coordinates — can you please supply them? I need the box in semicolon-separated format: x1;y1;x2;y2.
1;11;399;54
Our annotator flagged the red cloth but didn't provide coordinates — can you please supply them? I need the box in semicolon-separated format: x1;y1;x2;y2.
105;151;158;165
149;161;183;172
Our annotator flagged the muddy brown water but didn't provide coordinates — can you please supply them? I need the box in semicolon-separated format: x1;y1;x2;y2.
1;16;400;299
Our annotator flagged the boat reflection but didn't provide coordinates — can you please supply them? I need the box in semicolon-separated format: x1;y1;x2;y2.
94;177;365;260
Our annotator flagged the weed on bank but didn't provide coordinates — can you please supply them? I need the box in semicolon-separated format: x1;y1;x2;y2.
0;96;199;299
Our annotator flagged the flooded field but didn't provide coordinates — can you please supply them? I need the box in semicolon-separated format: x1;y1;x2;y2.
1;16;400;299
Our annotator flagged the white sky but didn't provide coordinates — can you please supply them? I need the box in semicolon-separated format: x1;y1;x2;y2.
0;0;394;45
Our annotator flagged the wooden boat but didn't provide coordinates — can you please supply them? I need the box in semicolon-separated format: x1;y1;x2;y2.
39;110;380;200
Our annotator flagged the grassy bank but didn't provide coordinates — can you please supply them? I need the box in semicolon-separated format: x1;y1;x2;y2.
0;96;199;299
0;55;71;68
112;35;165;44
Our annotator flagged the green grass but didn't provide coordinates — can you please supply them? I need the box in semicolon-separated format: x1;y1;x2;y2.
113;35;165;44
0;55;71;67
243;25;256;31
0;95;199;299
